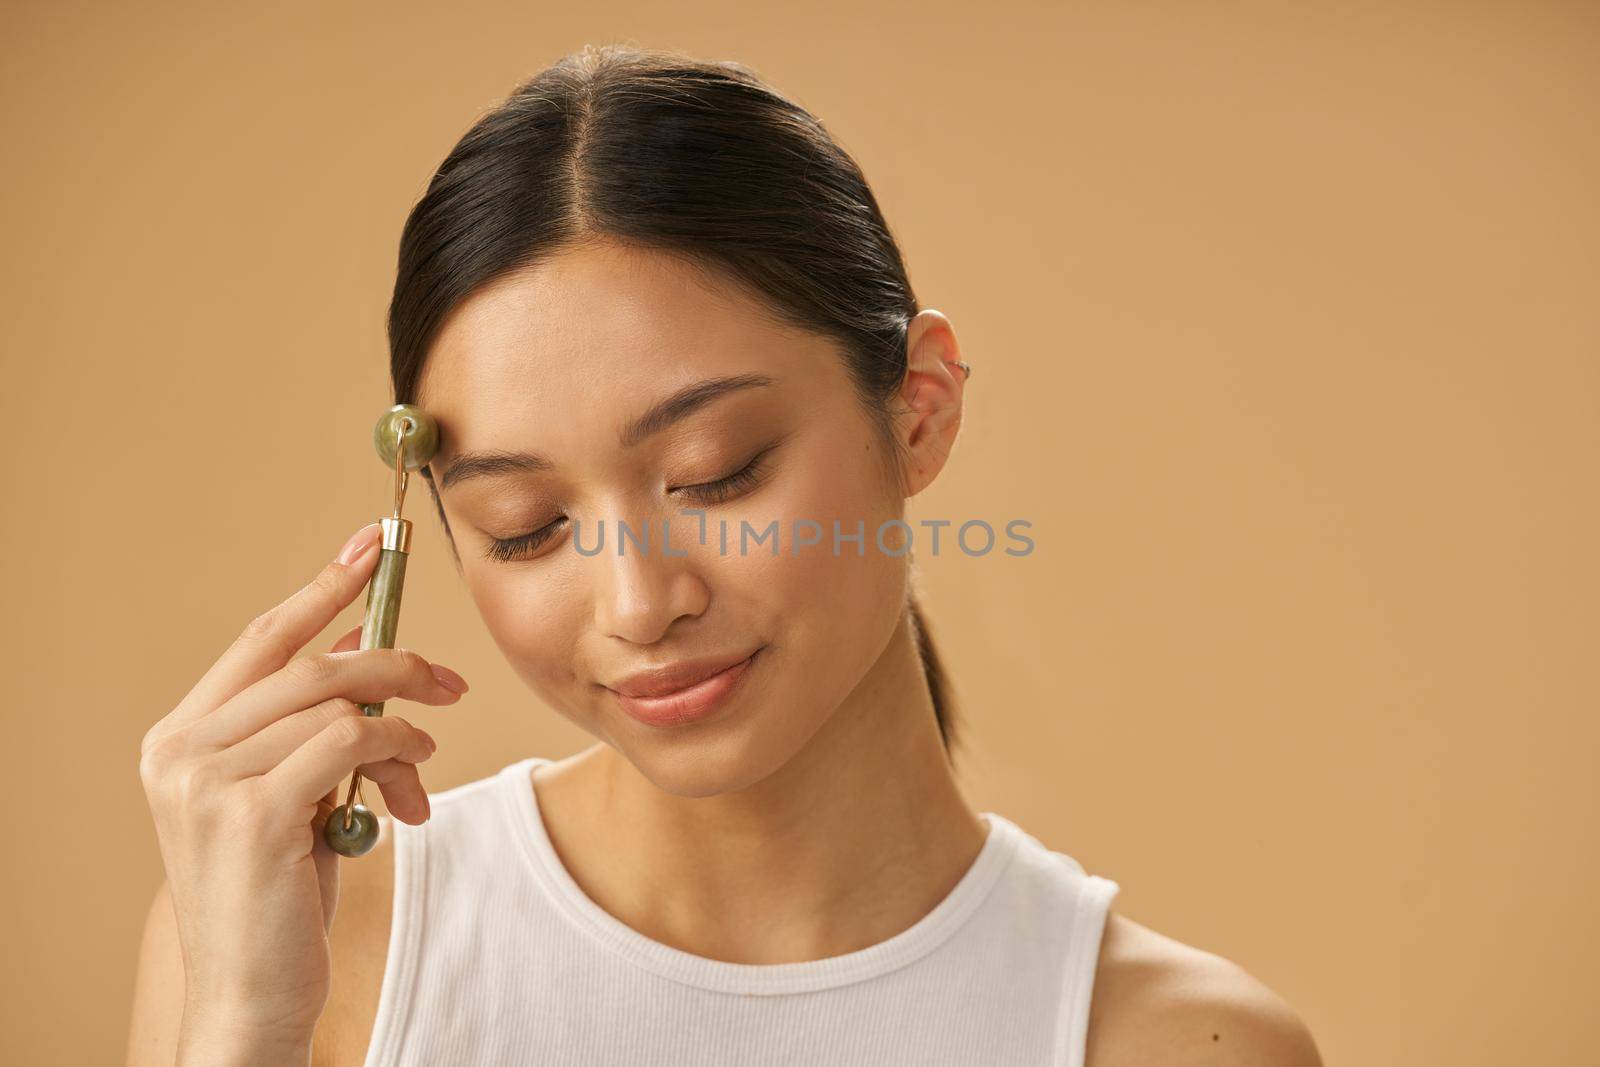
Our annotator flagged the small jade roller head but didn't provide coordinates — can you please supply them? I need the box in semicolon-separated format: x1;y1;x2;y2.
325;803;380;858
373;403;440;471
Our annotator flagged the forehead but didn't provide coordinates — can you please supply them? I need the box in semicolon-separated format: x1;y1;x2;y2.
416;241;828;443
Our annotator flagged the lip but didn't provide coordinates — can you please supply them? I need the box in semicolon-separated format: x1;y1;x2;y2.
607;647;762;728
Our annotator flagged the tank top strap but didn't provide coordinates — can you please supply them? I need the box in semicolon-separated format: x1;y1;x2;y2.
1055;871;1120;1067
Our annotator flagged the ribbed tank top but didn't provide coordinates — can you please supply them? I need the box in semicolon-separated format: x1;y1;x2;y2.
361;756;1120;1067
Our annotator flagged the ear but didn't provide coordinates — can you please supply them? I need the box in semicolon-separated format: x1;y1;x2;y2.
893;309;969;498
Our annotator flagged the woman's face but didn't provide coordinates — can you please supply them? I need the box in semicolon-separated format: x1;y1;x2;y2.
415;240;929;797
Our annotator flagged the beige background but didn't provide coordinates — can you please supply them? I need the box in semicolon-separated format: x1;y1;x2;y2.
3;2;1596;1064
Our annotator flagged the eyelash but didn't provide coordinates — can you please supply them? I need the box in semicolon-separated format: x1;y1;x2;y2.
482;448;775;563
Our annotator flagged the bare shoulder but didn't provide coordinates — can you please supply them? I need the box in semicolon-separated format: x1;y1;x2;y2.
312;823;396;1067
1084;912;1323;1067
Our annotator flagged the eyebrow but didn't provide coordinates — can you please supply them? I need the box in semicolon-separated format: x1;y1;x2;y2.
437;372;778;490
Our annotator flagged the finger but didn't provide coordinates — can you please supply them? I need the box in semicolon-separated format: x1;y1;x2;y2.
330;623;362;653
311;755;429;829
263;714;434;815
358;752;432;825
163;523;385;732
191;645;465;751
218;676;451;779
217;695;365;778
211;613;360;772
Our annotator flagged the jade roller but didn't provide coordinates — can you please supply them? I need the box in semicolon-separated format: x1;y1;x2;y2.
322;403;440;858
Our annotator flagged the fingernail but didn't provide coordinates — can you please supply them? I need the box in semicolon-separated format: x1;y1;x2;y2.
336;523;382;565
431;663;469;693
418;728;437;751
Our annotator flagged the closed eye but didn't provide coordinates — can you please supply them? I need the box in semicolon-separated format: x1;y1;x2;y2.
671;445;775;506
482;442;780;563
483;517;565;562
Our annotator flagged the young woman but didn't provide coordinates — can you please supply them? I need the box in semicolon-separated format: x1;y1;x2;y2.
128;45;1322;1067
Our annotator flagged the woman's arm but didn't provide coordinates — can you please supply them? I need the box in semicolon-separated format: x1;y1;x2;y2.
127;825;393;1067
125;880;184;1065
125;880;314;1066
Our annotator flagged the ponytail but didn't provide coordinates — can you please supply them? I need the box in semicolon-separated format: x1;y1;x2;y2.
907;591;958;757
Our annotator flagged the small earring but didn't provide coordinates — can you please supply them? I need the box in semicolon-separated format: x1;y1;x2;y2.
952;360;972;379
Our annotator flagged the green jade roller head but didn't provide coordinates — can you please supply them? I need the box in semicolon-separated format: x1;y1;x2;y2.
323;403;440;858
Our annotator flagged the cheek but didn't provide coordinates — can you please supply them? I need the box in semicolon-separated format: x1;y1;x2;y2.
464;563;586;699
725;435;908;683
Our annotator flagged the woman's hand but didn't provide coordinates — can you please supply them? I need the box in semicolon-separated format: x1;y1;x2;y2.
137;522;468;1063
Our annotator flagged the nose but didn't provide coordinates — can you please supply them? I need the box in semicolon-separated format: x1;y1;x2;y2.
590;515;710;645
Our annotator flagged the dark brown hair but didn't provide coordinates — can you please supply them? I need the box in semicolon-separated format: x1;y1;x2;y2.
385;43;959;756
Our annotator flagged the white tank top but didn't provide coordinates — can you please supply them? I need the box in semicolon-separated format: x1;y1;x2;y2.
362;756;1120;1067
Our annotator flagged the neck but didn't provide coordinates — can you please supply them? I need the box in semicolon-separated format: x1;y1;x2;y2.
531;610;988;965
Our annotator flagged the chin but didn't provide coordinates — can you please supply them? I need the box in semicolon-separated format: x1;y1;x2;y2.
612;722;789;799
607;686;830;800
